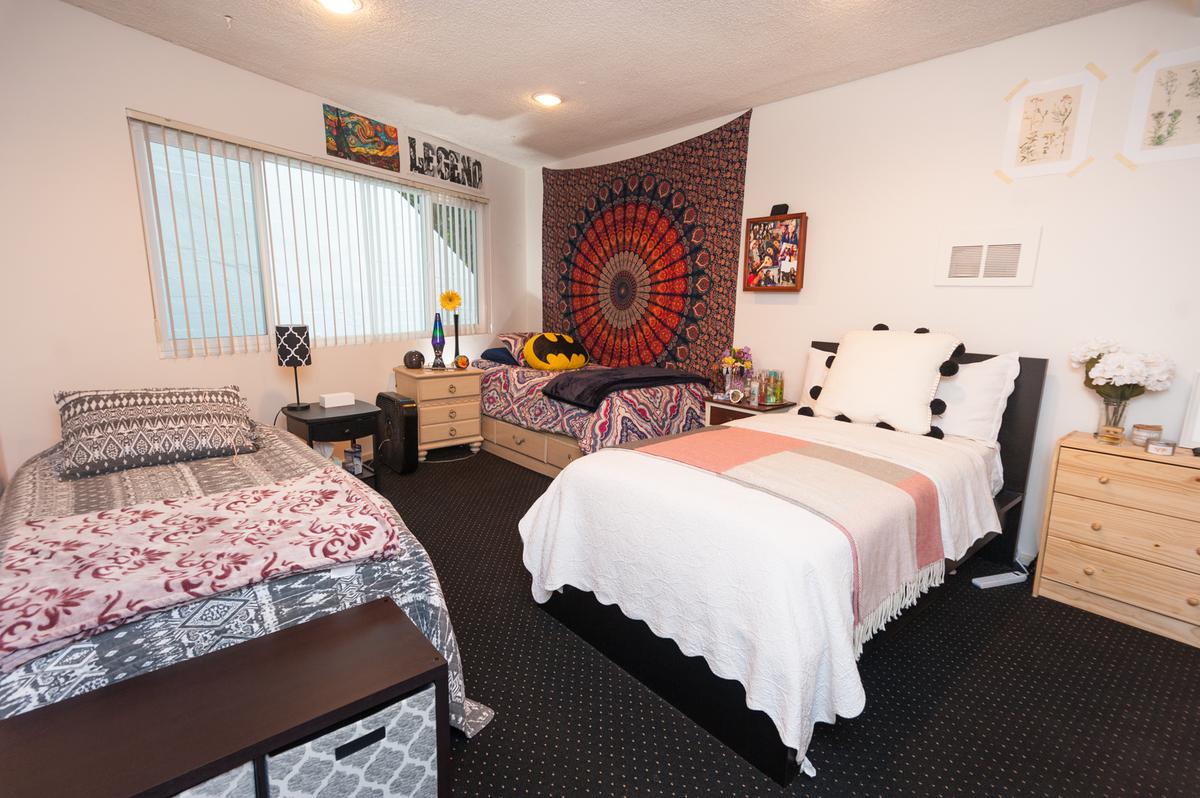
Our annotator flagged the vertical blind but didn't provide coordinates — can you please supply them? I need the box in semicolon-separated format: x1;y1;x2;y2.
129;118;487;358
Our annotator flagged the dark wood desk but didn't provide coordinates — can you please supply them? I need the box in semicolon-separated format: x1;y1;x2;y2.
283;400;381;487
0;599;449;798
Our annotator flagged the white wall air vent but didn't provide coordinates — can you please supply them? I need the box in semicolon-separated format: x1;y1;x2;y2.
935;227;1041;287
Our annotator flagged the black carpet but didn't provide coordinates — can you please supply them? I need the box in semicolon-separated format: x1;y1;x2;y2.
378;451;1200;797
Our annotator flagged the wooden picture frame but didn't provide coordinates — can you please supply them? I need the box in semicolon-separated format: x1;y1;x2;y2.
742;212;807;292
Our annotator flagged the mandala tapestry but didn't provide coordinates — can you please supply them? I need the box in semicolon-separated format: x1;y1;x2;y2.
542;111;751;373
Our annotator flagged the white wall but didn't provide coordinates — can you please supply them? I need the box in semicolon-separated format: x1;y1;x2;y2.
0;0;531;481
528;0;1200;560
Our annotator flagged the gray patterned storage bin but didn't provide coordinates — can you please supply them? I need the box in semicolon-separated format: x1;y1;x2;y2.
267;684;438;798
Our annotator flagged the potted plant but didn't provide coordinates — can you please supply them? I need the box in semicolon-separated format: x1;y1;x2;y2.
1069;340;1174;442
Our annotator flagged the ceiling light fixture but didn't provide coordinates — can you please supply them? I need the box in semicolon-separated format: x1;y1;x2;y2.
532;93;562;107
318;0;362;13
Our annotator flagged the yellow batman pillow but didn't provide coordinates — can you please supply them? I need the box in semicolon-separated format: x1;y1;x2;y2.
523;333;589;371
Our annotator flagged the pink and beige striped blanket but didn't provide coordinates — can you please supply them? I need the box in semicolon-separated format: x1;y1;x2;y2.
625;426;946;639
0;466;401;671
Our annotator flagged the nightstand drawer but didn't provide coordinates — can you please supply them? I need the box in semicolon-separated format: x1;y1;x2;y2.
1041;537;1200;625
1056;446;1200;522
1048;492;1200;574
422;402;480;426
419;375;481;402
420;418;481;445
305;414;377;443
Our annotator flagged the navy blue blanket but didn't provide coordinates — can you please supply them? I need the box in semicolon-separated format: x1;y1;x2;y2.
542;366;708;411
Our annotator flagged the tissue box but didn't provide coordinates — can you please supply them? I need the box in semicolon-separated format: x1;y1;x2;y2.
319;392;355;408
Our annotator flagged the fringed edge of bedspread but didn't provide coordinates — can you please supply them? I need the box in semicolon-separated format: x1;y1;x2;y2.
852;559;945;657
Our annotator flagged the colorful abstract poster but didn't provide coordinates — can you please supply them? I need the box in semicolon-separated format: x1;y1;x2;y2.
323;104;400;172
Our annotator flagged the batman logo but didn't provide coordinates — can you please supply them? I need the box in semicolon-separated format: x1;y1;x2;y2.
523;333;589;370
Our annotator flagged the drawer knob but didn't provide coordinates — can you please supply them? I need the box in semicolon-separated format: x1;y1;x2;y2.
1083;566;1095;576
448;384;457;394
1097;475;1110;485
514;436;526;445
1188;596;1200;607
449;409;457;419
448;427;457;437
1090;521;1102;531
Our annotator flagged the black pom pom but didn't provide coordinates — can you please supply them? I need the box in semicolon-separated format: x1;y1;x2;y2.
825;355;835;369
930;398;947;415
809;385;822;400
834;414;853;423
798;406;815;417
940;360;959;377
872;323;889;331
926;426;945;440
953;343;966;358
876;421;895;431
914;327;930;334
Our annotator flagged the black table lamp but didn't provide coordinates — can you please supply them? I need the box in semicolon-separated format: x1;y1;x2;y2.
275;324;312;410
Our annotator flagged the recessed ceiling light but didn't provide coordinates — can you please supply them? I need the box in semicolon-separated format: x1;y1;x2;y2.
532;93;563;107
318;0;362;13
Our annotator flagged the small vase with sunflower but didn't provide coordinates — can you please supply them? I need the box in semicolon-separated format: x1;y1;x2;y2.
438;289;463;366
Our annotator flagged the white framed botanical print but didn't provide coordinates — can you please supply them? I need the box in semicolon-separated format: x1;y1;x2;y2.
1001;70;1100;178
1123;46;1200;165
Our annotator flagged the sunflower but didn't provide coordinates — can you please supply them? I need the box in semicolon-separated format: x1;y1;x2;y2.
439;289;462;312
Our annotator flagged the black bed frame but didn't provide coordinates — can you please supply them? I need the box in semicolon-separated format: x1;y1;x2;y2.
543;343;1047;785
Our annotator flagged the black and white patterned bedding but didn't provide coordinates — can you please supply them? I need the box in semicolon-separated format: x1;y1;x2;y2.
0;426;492;736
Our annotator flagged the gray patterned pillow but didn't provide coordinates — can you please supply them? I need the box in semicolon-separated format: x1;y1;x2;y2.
54;386;258;480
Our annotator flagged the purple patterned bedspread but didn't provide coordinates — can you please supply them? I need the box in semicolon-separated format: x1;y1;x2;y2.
472;360;707;454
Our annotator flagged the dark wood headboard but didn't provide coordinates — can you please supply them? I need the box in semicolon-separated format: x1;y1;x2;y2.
811;341;1048;503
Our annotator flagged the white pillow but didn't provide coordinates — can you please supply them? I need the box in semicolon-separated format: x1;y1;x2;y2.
813;329;959;434
935;352;1020;443
800;346;832;412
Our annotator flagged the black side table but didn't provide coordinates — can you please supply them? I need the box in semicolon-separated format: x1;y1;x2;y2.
282;401;381;488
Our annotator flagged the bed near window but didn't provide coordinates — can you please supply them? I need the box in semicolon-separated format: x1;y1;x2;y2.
473;356;707;476
519;343;1047;783
0;424;492;741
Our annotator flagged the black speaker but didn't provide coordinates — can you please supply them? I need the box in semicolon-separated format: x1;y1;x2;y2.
375;392;418;475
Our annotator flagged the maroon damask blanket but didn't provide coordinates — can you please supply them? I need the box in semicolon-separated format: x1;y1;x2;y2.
0;466;401;671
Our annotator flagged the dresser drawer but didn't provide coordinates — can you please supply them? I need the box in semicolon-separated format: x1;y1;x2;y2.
304;413;377;443
492;419;547;461
422;401;480;426
1047;492;1200;574
546;435;583;469
418;374;480;402
1041;537;1200;625
420;418;481;445
1056;446;1200;522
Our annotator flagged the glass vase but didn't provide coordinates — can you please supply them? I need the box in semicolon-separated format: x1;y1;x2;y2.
1097;398;1128;444
430;312;446;370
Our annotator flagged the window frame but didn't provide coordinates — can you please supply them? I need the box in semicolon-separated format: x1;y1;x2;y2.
127;111;492;359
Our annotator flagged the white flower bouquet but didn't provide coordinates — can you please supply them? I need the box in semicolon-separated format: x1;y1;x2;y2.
1069;340;1175;434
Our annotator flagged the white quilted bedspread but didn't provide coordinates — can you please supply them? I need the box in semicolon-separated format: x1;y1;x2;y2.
517;414;1000;773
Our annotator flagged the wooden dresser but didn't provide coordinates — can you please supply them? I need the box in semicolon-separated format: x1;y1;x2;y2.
393;367;483;462
1033;431;1200;647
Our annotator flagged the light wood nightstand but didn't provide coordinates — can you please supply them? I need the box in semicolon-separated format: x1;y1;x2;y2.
1032;431;1200;647
392;367;483;463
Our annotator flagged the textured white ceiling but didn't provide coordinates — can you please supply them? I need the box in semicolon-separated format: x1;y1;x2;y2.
64;0;1135;165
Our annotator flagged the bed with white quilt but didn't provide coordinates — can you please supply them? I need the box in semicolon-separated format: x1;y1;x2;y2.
519;336;1047;783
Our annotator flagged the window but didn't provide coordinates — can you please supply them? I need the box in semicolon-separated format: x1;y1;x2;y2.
129;118;487;357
